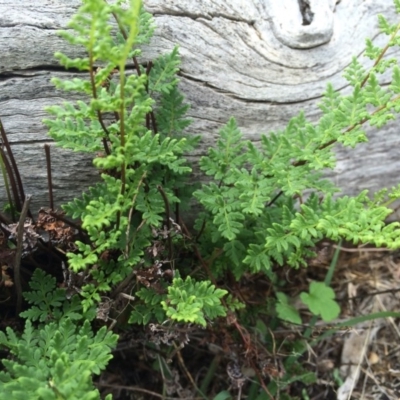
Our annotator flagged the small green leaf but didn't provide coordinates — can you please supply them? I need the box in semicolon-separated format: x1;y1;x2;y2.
275;292;302;325
300;282;340;322
213;390;232;400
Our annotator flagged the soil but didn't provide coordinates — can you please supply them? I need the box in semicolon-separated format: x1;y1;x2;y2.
93;244;400;400
2;218;400;400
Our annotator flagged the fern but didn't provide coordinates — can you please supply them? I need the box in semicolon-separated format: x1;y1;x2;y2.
161;275;227;327
19;269;94;322
42;0;196;311
14;0;400;397
148;46;181;95
193;12;400;276
0;270;117;400
129;286;167;325
0;319;117;400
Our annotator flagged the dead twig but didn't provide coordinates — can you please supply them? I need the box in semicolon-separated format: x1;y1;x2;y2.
98;382;203;399
332;244;393;253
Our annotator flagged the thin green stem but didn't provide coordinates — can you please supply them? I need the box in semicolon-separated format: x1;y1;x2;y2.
302;242;341;341
88;28;111;155
114;1;141;229
361;21;400;87
157;185;173;261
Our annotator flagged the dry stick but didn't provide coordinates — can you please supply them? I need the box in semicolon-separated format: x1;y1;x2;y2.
249;359;275;400
332;244;393;253
14;194;32;314
173;343;208;400
44;144;54;210
343;287;400;302
97;383;202;400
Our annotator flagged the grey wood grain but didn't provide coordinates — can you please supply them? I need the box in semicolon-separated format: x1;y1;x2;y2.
1;0;400;215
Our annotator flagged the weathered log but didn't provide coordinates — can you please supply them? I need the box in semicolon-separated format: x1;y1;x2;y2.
1;0;400;214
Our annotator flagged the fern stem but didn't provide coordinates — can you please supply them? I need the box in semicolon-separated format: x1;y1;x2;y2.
110;6;159;136
150;107;158;134
0;119;26;215
324;239;341;287
174;188;180;224
86;9;111;156
15;194;32;314
144;61;159;134
302;242;341;341
0;146;14;221
266;191;283;207
270;91;400;209
264;24;400;210
109;5;142;77
118;67;126;198
0;147;19;220
44;144;54;210
125;172;146;255
249;358;275;400
157;185;173;261
194;218;206;242
116;1;141;228
361;21;400;87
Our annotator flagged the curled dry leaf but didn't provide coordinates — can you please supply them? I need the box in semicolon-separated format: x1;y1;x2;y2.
36;208;76;245
2;218;40;257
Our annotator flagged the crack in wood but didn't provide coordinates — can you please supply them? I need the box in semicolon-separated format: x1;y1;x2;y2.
153;10;255;25
0;64;142;81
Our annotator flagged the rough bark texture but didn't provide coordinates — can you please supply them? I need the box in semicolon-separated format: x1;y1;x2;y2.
1;0;400;214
